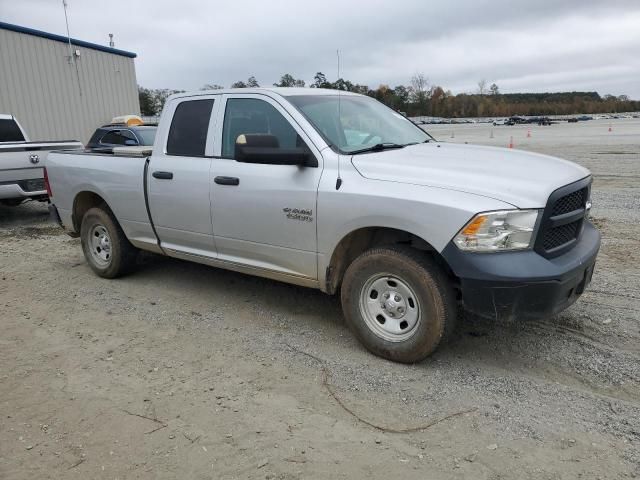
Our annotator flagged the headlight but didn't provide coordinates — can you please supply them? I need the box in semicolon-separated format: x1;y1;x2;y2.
453;210;540;252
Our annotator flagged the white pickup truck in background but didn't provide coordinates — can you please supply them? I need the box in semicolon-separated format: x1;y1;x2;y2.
0;114;82;206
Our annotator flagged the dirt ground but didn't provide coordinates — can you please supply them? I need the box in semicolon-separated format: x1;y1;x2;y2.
1;119;639;479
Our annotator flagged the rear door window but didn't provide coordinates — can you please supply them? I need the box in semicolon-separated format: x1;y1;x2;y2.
166;99;214;156
0;119;25;142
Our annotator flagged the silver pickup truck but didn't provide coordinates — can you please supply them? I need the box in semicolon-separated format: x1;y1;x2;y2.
0;114;82;206
46;88;600;362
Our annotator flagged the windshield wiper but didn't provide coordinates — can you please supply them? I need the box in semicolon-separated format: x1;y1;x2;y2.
349;143;406;155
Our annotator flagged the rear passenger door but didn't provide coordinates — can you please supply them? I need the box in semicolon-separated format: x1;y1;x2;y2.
147;96;220;256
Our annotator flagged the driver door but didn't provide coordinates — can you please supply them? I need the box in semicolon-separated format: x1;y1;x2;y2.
210;94;323;280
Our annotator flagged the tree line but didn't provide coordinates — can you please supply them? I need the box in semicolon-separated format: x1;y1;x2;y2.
138;73;639;118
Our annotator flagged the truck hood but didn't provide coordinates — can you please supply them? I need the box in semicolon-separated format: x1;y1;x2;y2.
350;142;590;208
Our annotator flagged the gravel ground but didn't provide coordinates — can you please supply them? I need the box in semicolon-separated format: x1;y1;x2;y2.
1;118;639;479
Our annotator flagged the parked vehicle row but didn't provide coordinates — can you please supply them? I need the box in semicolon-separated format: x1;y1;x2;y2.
0;114;157;207
411;113;640;125
492;116;554;126
46;87;600;363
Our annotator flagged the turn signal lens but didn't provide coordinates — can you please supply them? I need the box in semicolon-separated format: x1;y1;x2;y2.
461;215;488;236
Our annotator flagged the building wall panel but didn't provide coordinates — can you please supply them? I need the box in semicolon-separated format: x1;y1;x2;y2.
0;28;139;143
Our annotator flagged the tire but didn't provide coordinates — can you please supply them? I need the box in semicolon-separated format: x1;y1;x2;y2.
341;246;456;363
80;207;137;278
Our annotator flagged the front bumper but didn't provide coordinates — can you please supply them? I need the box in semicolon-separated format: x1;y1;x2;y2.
441;221;601;321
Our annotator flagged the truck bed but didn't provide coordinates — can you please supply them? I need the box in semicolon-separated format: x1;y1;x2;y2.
45;150;158;249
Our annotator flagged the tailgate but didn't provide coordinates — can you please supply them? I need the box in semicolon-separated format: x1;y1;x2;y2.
0;141;83;181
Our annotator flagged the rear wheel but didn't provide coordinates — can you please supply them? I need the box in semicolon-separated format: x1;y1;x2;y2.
341;246;456;363
80;207;137;278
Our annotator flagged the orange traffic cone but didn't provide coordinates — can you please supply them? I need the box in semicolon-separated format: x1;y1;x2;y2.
608;123;612;132
508;136;514;148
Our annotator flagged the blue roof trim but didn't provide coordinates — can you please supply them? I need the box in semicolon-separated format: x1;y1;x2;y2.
0;21;137;58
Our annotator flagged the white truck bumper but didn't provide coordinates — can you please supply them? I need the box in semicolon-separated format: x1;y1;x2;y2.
0;183;46;200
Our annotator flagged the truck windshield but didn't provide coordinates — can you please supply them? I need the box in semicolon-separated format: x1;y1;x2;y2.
287;95;431;154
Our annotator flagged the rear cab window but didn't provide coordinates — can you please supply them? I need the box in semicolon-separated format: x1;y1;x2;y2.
166;99;215;156
0;118;26;142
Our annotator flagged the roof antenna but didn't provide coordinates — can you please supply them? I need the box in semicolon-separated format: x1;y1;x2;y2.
62;0;82;97
335;49;343;190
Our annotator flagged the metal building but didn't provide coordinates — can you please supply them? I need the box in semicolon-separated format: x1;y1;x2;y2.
0;21;140;143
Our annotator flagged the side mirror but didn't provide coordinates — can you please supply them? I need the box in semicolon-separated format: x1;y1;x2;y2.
234;134;317;167
124;139;138;146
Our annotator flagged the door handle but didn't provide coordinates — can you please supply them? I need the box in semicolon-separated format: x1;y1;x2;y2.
152;171;173;180
214;176;239;186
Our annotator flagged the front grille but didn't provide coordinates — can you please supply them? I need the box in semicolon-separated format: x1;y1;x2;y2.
543;222;580;250
552;188;587;216
536;179;591;257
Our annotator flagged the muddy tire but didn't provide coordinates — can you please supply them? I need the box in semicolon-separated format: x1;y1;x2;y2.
80;207;137;278
341;246;456;363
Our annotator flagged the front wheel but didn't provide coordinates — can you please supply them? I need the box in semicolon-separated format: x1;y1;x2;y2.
80;207;137;278
341;246;456;363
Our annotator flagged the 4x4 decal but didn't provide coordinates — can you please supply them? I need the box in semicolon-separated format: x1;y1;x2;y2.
283;207;313;222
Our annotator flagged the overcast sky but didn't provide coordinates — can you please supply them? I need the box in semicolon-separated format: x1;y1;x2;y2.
2;0;640;98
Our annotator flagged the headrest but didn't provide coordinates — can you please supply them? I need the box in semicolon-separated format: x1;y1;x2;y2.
235;133;279;148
